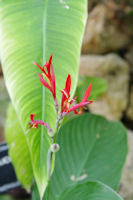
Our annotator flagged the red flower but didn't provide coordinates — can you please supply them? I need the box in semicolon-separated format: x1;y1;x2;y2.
60;74;71;113
60;74;93;116
33;55;58;111
26;114;53;134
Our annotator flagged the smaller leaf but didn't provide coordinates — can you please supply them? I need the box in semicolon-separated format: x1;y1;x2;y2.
55;181;123;200
0;195;13;200
32;181;40;200
6;103;33;190
76;76;108;101
128;10;133;16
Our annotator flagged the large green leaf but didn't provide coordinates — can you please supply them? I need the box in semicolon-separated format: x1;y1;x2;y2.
33;181;123;200
6;103;33;190
0;0;87;197
55;181;123;200
48;114;127;199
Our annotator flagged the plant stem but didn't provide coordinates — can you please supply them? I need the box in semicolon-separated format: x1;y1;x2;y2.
55;114;63;132
46;113;63;200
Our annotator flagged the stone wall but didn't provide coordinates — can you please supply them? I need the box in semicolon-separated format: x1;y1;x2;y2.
79;0;133;199
80;0;133;123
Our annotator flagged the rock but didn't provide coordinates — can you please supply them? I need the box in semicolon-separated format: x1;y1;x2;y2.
126;46;133;67
87;0;99;12
125;47;133;121
125;47;133;122
79;53;130;120
82;3;130;54
126;86;133;121
0;77;10;142
119;130;133;200
125;46;133;80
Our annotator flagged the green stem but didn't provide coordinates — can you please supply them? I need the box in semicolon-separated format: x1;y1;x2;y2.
46;151;52;200
46;113;63;200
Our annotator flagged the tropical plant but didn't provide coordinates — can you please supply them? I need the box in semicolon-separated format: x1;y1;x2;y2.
0;1;127;200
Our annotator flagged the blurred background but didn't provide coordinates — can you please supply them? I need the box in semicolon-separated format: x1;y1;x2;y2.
0;0;133;199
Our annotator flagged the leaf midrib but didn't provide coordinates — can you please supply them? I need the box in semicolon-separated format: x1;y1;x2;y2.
38;0;51;195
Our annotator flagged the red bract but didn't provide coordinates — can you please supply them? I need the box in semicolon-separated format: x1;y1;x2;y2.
60;75;93;116
60;74;71;113
33;55;58;110
26;114;53;134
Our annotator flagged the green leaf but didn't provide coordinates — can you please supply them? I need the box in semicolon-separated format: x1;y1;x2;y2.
0;0;87;197
128;10;133;16
0;195;13;200
32;181;40;200
55;181;123;200
48;114;127;199
76;76;108;101
6;103;33;190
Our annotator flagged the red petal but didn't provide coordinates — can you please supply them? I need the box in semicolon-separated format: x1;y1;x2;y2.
60;74;71;112
30;114;36;123
65;74;71;95
35;119;48;126
73;107;83;115
33;61;48;78
34;120;53;132
28;114;53;133
69;96;77;104
49;55;53;66
60;94;66;112
51;65;56;99
33;62;44;72
60;89;70;99
82;83;92;102
69;101;93;113
37;74;52;92
44;55;53;77
73;110;78;114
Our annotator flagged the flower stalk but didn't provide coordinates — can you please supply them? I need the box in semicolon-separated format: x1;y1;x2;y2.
27;55;93;200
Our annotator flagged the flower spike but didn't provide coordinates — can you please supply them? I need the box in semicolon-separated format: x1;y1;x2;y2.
69;84;93;114
33;55;58;112
60;75;93;116
26;114;53;134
